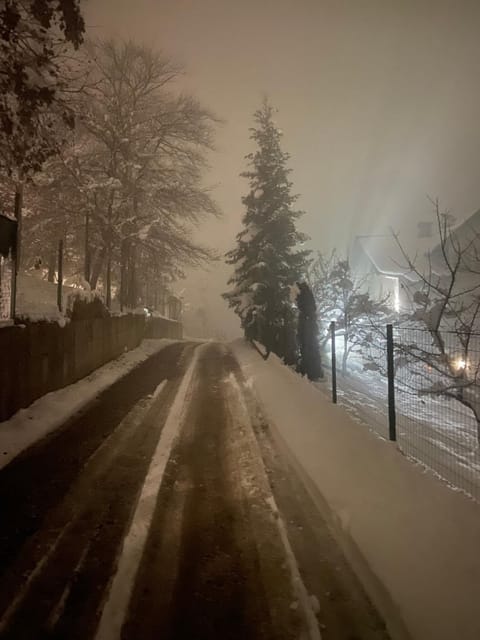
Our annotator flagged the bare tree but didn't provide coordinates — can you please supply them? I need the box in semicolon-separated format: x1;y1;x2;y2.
74;40;220;306
393;199;480;444
10;40;221;308
309;250;390;375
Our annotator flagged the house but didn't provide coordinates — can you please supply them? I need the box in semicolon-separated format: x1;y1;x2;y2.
350;209;480;313
430;208;480;273
350;234;427;312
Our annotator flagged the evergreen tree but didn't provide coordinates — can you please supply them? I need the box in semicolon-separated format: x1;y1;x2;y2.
296;281;324;379
224;99;309;362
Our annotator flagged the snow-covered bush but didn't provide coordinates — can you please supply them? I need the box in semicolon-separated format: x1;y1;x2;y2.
67;292;109;321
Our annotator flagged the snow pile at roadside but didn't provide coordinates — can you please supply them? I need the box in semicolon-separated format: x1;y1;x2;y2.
231;338;480;640
16;274;75;323
15;274;108;324
231;338;332;449
0;339;177;470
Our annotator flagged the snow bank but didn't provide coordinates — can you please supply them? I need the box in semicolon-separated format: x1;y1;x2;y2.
16;274;75;323
0;339;176;471
232;339;480;640
15;274;106;324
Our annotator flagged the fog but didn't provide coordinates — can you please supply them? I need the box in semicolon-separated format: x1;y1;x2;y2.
85;0;480;339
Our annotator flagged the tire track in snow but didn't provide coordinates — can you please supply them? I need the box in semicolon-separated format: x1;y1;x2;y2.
0;380;169;637
226;370;322;640
94;343;204;640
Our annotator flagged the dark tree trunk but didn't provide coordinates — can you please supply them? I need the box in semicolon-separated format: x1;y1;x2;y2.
47;250;56;282
89;246;106;290
120;239;128;311
106;242;112;309
127;242;137;308
296;282;324;380
342;332;348;375
84;211;90;283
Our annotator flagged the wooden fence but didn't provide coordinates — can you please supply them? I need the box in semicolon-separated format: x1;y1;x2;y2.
0;314;182;422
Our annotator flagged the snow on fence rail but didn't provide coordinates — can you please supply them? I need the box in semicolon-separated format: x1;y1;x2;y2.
328;324;480;503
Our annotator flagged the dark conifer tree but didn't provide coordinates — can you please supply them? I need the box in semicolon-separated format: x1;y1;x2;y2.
224;99;309;362
296;281;324;380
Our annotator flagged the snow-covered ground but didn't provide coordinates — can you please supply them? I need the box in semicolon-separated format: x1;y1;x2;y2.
13;274;176;322
231;338;480;640
15;274;77;323
317;346;480;503
0;339;176;471
95;343;202;640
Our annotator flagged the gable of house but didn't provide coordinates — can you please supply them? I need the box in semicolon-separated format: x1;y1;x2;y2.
430;208;480;273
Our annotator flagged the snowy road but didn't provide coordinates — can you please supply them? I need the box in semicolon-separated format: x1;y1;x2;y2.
0;341;389;640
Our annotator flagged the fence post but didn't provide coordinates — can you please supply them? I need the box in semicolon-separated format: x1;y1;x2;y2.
57;239;63;312
330;321;337;404
386;323;397;441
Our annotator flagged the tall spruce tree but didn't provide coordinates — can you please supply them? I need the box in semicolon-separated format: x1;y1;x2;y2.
224;99;309;362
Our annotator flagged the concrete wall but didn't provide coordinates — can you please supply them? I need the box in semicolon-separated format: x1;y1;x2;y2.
0;314;182;422
233;344;480;640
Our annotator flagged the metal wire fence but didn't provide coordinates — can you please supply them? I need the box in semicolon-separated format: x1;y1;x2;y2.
394;326;480;502
328;322;480;503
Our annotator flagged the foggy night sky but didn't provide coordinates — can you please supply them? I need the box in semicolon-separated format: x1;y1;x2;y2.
84;0;480;338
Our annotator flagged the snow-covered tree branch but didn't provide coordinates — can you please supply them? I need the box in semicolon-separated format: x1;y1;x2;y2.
0;0;85;178
393;199;480;444
2;37;221;309
309;250;391;375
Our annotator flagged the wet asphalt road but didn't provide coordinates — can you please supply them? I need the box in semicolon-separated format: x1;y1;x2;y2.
0;341;390;640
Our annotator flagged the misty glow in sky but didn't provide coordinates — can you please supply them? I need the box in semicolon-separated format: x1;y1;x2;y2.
85;0;480;337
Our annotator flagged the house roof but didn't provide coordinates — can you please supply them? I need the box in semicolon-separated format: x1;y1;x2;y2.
351;234;435;281
430;208;480;268
353;207;480;282
448;208;480;236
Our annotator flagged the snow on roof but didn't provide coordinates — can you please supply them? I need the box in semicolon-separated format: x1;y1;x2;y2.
353;233;439;281
353;235;414;278
446;207;480;236
352;207;480;283
430;208;480;266
354;235;404;276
